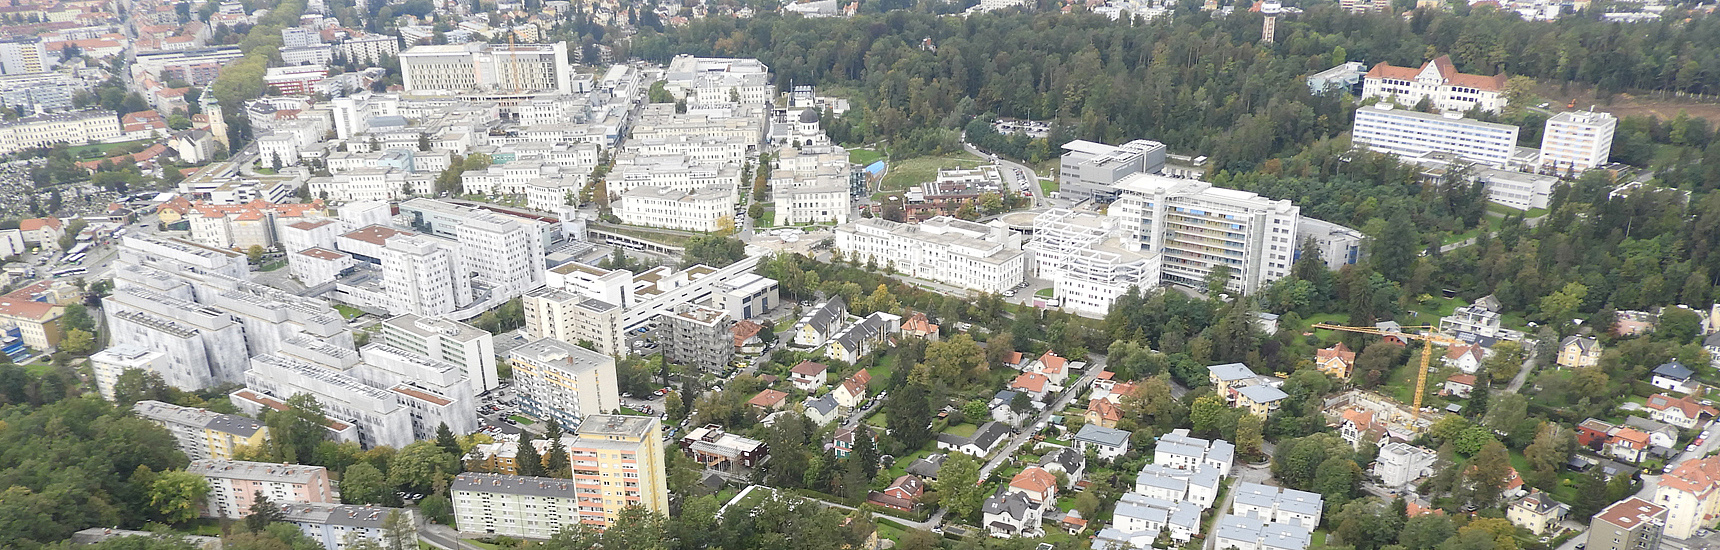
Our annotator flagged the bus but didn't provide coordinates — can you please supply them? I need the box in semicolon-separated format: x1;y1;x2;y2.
62;253;86;264
65;243;92;256
51;267;86;278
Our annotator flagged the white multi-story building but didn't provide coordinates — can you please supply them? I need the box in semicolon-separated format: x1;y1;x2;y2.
338;34;401;65
508;337;620;429
280;27;322;49
1025;209;1158;316
307;168;406;202
457;212;547;298
0;40;48;74
0;109;122;153
90;345;170;400
614;186;733;233
1154;429;1236;477
521;287;626;357
1374;442;1437;489
604;153;742;198
235;351;417;449
133;400;268;461
1351;103;1520;168
379;314;499;394
1212;514;1313;550
452;416;667;534
382;234;473;317
399;42;572;95
1293;218;1364;271
662;55;773;105
278;503;414;549
835;216;1025;295
1108;175;1299;294
186;459;337;518
1231;482;1323;529
1059;139;1168;200
1361;56;1507;114
1654;455;1720;539
1540;110;1616;174
290;247;351;286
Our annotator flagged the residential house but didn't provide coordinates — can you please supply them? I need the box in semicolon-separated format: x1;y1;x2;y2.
833;369;871;411
905;453;946;481
803;393;840;426
746;389;788;412
1558;336;1602;368
1444;345;1484;374
1653;361;1699;395
1135;463;1223;509
1073;424;1131;461
1375;442;1438;489
825;312;901;363
1027;351;1072;386
990;389;1035;427
1213;514;1313;550
999;351;1030;370
1087;398;1125;428
1441;295;1504;340
1155;429;1236;477
732;320;765;354
1007;466;1059;505
1707;333;1720;369
1648;393;1719;429
1113;492;1202;543
937;421;1011;457
830;426;876;459
1210;363;1264;400
788;360;828;392
1508;491;1570;536
1622;417;1680;451
1654;454;1720;539
1586;498;1666;550
901;311;939;341
1009;371;1057;402
1038;447;1086;488
1317;342;1356;379
1442;374;1477;398
1338;408;1387;449
1231;482;1324;529
867;475;924;512
981;490;1043;538
1608;428;1653;463
1059;510;1089;536
1235;385;1289;417
792;297;847;347
679;424;769;478
1375;321;1411;346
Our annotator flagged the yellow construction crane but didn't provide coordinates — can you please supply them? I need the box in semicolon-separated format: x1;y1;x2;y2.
1312;323;1467;420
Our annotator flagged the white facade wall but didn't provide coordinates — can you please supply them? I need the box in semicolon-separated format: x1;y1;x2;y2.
1351;104;1519;168
1540;110;1616;173
614;186;731;232
1108;175;1299;294
834;216;1026;295
383;235;473;317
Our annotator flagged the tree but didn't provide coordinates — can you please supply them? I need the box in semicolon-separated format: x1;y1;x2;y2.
681;235;747;268
1189;395;1232;438
1537;282;1588;329
340;462;390;505
933;453;985;522
148;470;210;525
851;424;879;478
1235;413;1265;460
390;441;457;494
267;393;330;463
1483;340;1527;383
61;328;95;354
435;422;462;459
516;431;544;477
1205;264;1234;297
247;244;265;264
1523;422;1575;491
543;419;570;478
245;490;285;532
1464;440;1512;508
382;509;416;550
886;383;933;450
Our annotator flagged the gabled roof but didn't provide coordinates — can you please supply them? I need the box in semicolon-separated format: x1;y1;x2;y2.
887;474;924;496
1039;447;1085;473
968;422;1011;452
731;320;763;347
905;453;945;478
1560;335;1599;352
805;393;839;416
789;360;828;377
1660;455;1720;497
1038;351;1068;374
746;389;787;408
1010;372;1050;393
1647;393;1718;419
982;490;1035;521
1317;342;1355;365
1444;374;1477;387
1445;344;1482;361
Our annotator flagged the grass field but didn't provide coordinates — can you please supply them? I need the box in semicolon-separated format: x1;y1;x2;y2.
1039;180;1059;196
849;149;884;166
509;415;535;425
598;224;695;247
760;204;775;227
878;155;985;192
334;304;366;320
943;422;978;437
1035;288;1055;298
24;361;57;376
68;139;154;159
1443;214;1507;245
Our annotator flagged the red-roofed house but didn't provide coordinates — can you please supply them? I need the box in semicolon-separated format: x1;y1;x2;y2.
1010;372;1055;400
788;360;828;392
1086;398;1124;428
1648;393;1720;429
1029;351;1070;386
1656;455;1720;538
1362;55;1508;113
901;312;939;341
731;320;764;354
1317;342;1356;379
121;110;169;141
1444;344;1484;374
1007;466;1059;504
1607;428;1652;463
833;369;870;411
1442;373;1477;398
747;389;788;412
867;474;925;512
18;218;63;249
0;298;65;349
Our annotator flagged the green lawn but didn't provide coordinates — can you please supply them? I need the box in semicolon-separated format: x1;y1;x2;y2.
1035;288;1055;298
882;448;933;482
849;149;884;166
509;415;535;425
879;155;985;192
867;354;896;390
621;407;650;416
866;411;888;428
260;260;287;271
24;361;57;375
1442;214;1506;246
943;423;978;438
730;486;776;510
334;304;366;320
68;139;155;159
597;225;696;247
761;205;775;228
1039;180;1059;196
1312;530;1329;548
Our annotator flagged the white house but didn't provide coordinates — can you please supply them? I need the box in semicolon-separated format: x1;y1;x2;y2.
1652;361;1699;395
936;421;1011;457
1155;429;1236;477
1073;424;1131;461
1230;482;1324;529
788;360;827;392
980;490;1043;538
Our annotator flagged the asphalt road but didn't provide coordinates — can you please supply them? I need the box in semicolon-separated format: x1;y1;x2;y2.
963;142;1044;208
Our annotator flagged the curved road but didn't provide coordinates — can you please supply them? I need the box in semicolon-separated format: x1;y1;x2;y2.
963;142;1044;209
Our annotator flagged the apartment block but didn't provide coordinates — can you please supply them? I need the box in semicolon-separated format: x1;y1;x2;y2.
1654;455;1720;539
522;287;625;357
0;295;63;350
1587;498;1665;550
456;212;547;299
835;216;1026;295
90;345;169;400
1361;56;1507;114
187;459;337;519
277;502;415;549
133;400;268;461
662;55;774;105
379;314;499;394
661;304;735;372
1293;218;1363;271
712;273;779;321
399;43;572;95
1351;103;1520;168
0;109;123;154
382;234;473;317
1212;514;1313;550
1540;110;1616;173
1108;174;1299;294
614;186;733;233
1058;139;1167;200
236;351;417;449
454;416;664;533
1230;482;1323;529
1024;209;1158;316
509;338;620;428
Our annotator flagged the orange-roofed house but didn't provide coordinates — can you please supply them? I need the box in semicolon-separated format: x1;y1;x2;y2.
1316;342;1356;379
1010;371;1055;400
1007;466;1059;505
1648;393;1720;429
18;217;63;249
1086;398;1124;428
731;320;764;354
1361;55;1508;113
901;312;939;341
1655;455;1720;538
833;368;870;411
866;474;924;512
1444;344;1484;374
1029;351;1070;386
1606;428;1651;463
747;389;788;412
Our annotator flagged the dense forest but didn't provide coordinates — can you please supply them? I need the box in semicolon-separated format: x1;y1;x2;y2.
632;6;1720;172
